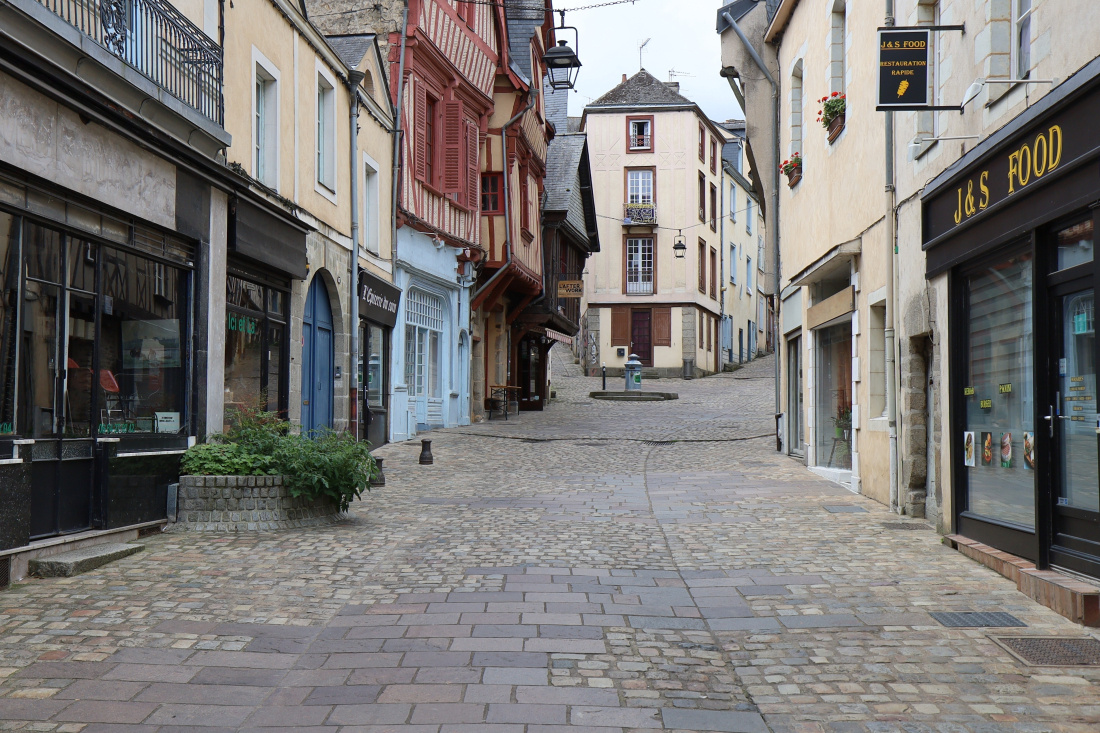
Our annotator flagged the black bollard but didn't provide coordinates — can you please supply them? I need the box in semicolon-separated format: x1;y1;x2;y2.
371;456;386;487
602;364;606;391
419;439;434;465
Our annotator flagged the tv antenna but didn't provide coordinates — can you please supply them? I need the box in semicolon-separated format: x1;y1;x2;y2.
638;38;651;70
668;68;694;81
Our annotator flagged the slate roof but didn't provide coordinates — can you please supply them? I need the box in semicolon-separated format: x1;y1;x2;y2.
326;34;376;71
587;69;695;108
543;134;585;214
504;0;545;86
544;133;599;251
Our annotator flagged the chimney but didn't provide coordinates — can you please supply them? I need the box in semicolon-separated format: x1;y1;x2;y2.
664;82;680;93
622;73;627;83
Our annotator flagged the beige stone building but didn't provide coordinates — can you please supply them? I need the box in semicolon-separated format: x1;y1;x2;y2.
720;0;1100;594
582;71;732;378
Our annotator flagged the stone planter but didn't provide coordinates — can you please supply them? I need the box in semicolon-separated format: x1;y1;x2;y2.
174;475;347;531
827;112;846;143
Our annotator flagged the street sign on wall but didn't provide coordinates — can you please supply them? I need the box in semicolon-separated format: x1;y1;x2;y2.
877;28;930;110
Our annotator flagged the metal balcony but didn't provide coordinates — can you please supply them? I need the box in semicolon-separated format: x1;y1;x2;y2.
36;0;223;124
623;202;656;226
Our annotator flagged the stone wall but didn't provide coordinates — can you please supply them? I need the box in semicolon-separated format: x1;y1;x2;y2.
176;476;345;531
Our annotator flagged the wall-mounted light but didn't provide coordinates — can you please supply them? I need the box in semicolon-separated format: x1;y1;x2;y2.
962;77;1056;109
908;134;980;159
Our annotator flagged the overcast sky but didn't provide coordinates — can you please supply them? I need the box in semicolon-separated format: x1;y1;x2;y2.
560;0;744;122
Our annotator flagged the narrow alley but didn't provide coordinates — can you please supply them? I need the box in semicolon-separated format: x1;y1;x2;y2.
0;352;1097;732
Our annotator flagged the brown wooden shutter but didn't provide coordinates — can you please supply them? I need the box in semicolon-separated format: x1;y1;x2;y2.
653;307;671;347
414;84;427;181
441;100;464;193
465;122;480;209
611;307;630;346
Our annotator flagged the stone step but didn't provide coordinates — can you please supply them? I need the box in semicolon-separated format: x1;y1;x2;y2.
28;543;144;578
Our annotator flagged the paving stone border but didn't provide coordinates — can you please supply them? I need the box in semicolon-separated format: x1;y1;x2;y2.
174;475;347;531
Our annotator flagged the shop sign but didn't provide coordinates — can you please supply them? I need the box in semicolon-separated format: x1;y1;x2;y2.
227;313;258;335
358;270;402;328
557;280;583;298
876;29;930;109
923;84;1100;246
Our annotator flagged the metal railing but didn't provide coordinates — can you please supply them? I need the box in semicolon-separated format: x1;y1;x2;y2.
36;0;223;125
623;202;657;225
628;134;651;149
625;270;653;295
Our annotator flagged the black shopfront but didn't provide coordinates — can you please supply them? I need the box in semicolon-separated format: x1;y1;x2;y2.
358;269;399;448
0;173;195;548
923;57;1100;579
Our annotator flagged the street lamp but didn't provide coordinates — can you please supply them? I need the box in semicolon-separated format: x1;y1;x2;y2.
543;11;581;91
673;230;687;259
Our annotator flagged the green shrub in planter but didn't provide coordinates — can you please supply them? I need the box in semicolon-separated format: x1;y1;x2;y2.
181;442;274;476
273;430;374;512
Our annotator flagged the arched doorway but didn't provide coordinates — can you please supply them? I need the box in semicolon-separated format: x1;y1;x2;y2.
301;276;334;434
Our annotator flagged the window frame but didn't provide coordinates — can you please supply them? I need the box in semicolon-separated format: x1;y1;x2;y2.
709;137;718;174
709;247;718;299
698;239;707;293
252;47;280;191
225;271;290;417
1012;0;1033;80
698;123;706;162
746;256;753;289
730;244;737;284
623;235;655;295
315;62;338;198
362;151;381;255
698;172;706;222
424;94;438;187
624;167;656;205
709;183;717;231
625;115;654;153
481;173;503;214
746;198;753;234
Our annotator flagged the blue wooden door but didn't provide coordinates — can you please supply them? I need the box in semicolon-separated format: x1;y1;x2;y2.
302;277;334;435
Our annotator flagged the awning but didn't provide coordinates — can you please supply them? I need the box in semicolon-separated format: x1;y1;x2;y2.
545;329;574;347
789;239;861;288
229;198;309;279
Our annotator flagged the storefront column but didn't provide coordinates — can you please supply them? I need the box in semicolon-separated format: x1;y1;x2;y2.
200;189;229;437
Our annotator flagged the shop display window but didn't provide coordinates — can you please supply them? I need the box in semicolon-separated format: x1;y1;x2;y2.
961;251;1035;528
814;322;852;469
224;274;288;418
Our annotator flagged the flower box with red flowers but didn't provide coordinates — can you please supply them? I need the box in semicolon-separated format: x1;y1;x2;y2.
780;153;802;187
816;92;847;143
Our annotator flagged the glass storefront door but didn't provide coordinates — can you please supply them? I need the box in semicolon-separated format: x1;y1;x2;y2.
787;334;803;456
815;322;852;469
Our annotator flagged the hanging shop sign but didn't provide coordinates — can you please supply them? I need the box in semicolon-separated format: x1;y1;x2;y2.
876;28;930;110
358;270;402;328
557;280;584;298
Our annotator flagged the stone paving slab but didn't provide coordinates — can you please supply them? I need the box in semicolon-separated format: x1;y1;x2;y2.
0;352;1097;731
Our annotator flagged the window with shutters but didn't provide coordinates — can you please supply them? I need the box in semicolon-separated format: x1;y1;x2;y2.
709;184;717;231
423;95;437;185
653;307;671;347
465;120;480;210
698;173;706;222
709;248;717;299
441;101;464;194
611;306;630;346
707;315;712;352
626;115;653;152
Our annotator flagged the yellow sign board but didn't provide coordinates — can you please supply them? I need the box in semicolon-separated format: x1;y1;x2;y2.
557;280;583;298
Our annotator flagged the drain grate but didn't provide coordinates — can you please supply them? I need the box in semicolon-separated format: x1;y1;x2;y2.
994;636;1100;666
642;440;674;446
930;611;1026;628
0;556;9;589
881;521;932;530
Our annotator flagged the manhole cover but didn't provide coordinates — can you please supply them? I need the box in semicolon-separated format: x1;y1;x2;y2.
881;521;932;530
994;636;1100;666
930;611;1026;628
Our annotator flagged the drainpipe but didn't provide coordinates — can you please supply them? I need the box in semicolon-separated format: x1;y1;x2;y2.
471;90;538;305
390;2;409;267
721;11;781;449
885;0;900;512
347;70;364;440
719;167;726;366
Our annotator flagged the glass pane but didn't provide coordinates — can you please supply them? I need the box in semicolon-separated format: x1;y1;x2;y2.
64;293;96;437
367;324;384;406
815;322;852;469
19;280;59;438
99;249;186;434
963;252;1035;528
224;308;264;412
24;222;61;283
1058;289;1097;511
69;239;96;293
227;274;264;312
0;213;18;435
268;288;287;317
1055;219;1093;272
429;330;440;398
267;321;285;414
404;324;417;396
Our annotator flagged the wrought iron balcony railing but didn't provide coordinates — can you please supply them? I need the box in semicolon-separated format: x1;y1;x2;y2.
628;134;651;149
625;269;653;295
623;202;656;226
37;0;223;125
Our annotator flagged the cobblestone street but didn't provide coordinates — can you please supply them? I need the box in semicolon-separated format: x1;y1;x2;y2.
1;351;1098;732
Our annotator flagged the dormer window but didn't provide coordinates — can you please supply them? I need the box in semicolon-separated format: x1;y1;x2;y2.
626;115;653;152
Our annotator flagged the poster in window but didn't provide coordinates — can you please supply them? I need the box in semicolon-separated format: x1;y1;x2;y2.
1023;432;1035;469
981;432;993;466
1000;432;1013;468
121;320;182;369
963;431;975;467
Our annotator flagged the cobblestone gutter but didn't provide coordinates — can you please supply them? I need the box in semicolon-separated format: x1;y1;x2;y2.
174;475;347;531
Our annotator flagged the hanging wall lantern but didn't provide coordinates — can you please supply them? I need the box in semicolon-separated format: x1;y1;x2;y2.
543;11;582;90
673;230;687;258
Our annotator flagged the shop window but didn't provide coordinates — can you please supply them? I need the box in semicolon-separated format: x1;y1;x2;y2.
815;321;853;469
362;322;385;407
1054;218;1093;272
0;213;17;435
224;274;288;418
961;251;1035;528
